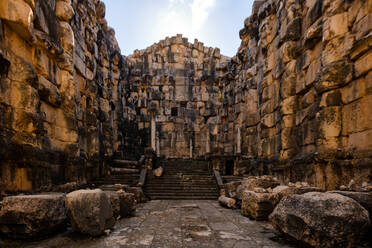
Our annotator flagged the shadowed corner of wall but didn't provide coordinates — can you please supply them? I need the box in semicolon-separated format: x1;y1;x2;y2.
0;52;10;77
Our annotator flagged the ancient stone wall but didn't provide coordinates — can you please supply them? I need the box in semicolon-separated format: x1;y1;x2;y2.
126;35;230;158
0;0;139;193
1;0;371;193
216;0;372;189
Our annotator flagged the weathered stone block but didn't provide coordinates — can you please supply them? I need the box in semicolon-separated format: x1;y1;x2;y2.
323;13;348;41
355;50;372;77
270;192;370;248
65;189;115;236
56;0;74;22
241;190;280;220
0;0;33;39
0;194;67;239
318;106;341;138
280;96;296;115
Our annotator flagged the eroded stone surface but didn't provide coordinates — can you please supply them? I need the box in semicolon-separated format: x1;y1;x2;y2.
0;194;66;239
270;192;370;248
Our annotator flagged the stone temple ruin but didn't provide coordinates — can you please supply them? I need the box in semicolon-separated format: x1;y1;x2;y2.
0;0;372;247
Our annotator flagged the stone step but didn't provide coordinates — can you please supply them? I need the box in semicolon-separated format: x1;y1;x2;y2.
146;193;219;197
148;196;218;200
110;168;139;174
146;196;219;200
145;190;218;194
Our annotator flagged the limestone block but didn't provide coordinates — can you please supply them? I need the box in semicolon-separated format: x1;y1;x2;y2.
56;0;74;22
355;50;372;77
305;59;321;86
59;22;74;56
353;14;372;41
280;41;298;63
269;192;370;248
0;194;67;239
315;61;353;93
323;13;348;41
280;96;296;115
66;189;115;236
281;128;296;150
126;187;147;203
0;0;34;39
322;34;355;65
280;75;296;98
104;191;136;219
342;95;372;134
306;0;323;26
282;114;295;128
348;129;372;151
241;190;280;220
261;113;275;128
38;76;62;107
219;196;236;209
320;90;342;107
304;19;323;49
318;106;341;138
280;18;301;42
341;78;366;104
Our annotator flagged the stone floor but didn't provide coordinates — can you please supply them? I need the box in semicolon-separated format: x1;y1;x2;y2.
1;200;294;248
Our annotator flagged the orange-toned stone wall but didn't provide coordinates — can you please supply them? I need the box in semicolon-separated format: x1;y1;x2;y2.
215;0;372;189
0;0;138;193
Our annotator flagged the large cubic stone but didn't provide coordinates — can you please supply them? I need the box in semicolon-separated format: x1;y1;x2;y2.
126;187;147;203
104;191;136;219
65;189;115;236
241;190;280;220
236;176;280;200
0;0;33;39
0;194;67;239
269;192;370;247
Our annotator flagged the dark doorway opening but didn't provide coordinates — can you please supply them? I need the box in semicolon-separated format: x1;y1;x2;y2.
225;160;234;176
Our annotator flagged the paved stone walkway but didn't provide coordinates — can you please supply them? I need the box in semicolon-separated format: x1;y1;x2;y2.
1;200;294;248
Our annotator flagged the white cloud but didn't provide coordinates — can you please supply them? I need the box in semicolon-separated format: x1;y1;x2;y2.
169;0;185;5
190;0;216;34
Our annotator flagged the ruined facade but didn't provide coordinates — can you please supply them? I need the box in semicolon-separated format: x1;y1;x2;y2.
126;36;229;158
0;0;372;193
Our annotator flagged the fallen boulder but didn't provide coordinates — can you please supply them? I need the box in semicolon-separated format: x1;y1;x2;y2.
330;191;372;220
236;176;279;200
118;191;136;217
273;185;323;200
218;196;236;209
153;166;164;177
224;181;242;198
104;191;136;219
65;189;115;236
269;192;370;248
241;190;280;220
0;194;66;239
126;187;147;203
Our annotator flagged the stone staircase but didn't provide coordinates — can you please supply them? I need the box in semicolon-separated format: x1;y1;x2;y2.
144;160;219;200
222;175;244;184
90;159;141;187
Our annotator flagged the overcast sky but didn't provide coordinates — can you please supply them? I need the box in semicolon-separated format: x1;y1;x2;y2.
101;0;254;57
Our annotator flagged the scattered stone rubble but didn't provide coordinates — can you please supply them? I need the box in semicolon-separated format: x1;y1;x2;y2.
219;175;372;247
0;187;138;239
